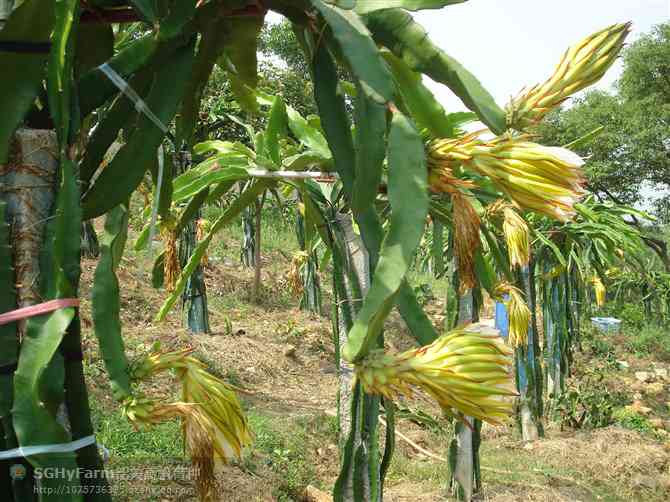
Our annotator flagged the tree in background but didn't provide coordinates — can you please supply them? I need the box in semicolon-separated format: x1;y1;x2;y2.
199;20;317;145
620;22;670;215
537;92;639;203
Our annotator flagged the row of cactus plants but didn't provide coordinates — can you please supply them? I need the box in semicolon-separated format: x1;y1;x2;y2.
0;1;645;501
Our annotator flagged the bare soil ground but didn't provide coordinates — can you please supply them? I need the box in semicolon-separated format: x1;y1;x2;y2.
78;228;670;502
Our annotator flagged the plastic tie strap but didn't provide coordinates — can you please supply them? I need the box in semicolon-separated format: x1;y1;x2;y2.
0;40;52;54
0;435;96;460
97;63;167;255
97;63;168;134
0;299;80;327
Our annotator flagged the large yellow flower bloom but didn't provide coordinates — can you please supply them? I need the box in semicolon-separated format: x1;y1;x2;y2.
128;349;252;500
592;276;606;307
429;131;585;221
355;326;516;426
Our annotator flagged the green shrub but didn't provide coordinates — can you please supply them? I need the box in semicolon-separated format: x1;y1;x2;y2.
623;324;670;360
582;329;619;369
552;370;628;429
588;337;615;358
612;407;654;434
616;303;646;329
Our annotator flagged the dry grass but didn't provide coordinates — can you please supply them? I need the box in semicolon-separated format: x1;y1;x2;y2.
533;427;670;492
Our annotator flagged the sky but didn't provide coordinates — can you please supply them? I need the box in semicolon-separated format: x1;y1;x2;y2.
268;1;669;110
413;0;669;210
414;0;669;209
414;0;670;112
267;1;670;207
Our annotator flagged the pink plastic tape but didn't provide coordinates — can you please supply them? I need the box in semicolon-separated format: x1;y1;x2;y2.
0;299;80;327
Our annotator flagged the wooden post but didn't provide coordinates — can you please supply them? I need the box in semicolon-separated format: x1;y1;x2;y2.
1;130;58;332
1;129;111;500
253;197;262;303
0;128;57;500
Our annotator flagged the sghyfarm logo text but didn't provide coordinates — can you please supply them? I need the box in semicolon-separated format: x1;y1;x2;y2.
34;468;107;482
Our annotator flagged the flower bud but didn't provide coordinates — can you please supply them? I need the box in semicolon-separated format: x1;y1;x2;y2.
507;23;631;130
487;200;530;268
493;282;530;347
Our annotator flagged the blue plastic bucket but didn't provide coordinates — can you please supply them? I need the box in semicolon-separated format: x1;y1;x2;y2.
590;317;622;334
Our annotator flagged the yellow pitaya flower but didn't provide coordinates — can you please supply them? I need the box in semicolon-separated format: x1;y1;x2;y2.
355;326;516;426
487;200;530;268
592;276;606;307
429;131;585;221
128;349;252;500
493;282;531;347
507;22;631;130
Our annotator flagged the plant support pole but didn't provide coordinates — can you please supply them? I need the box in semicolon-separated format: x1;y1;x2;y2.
2;129;59;498
2;129;109;500
295;204;321;314
515;262;543;441
449;284;481;501
178;150;209;334
543;264;567;398
240;204;255;268
253;197;262;303
332;211;381;502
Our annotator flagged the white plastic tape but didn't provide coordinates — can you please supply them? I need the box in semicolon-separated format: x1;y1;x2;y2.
97;63;168;133
97;63;168;256
0;435;96;460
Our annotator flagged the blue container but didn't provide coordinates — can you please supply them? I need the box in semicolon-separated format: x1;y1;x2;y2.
495;300;510;342
590;317;622;334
